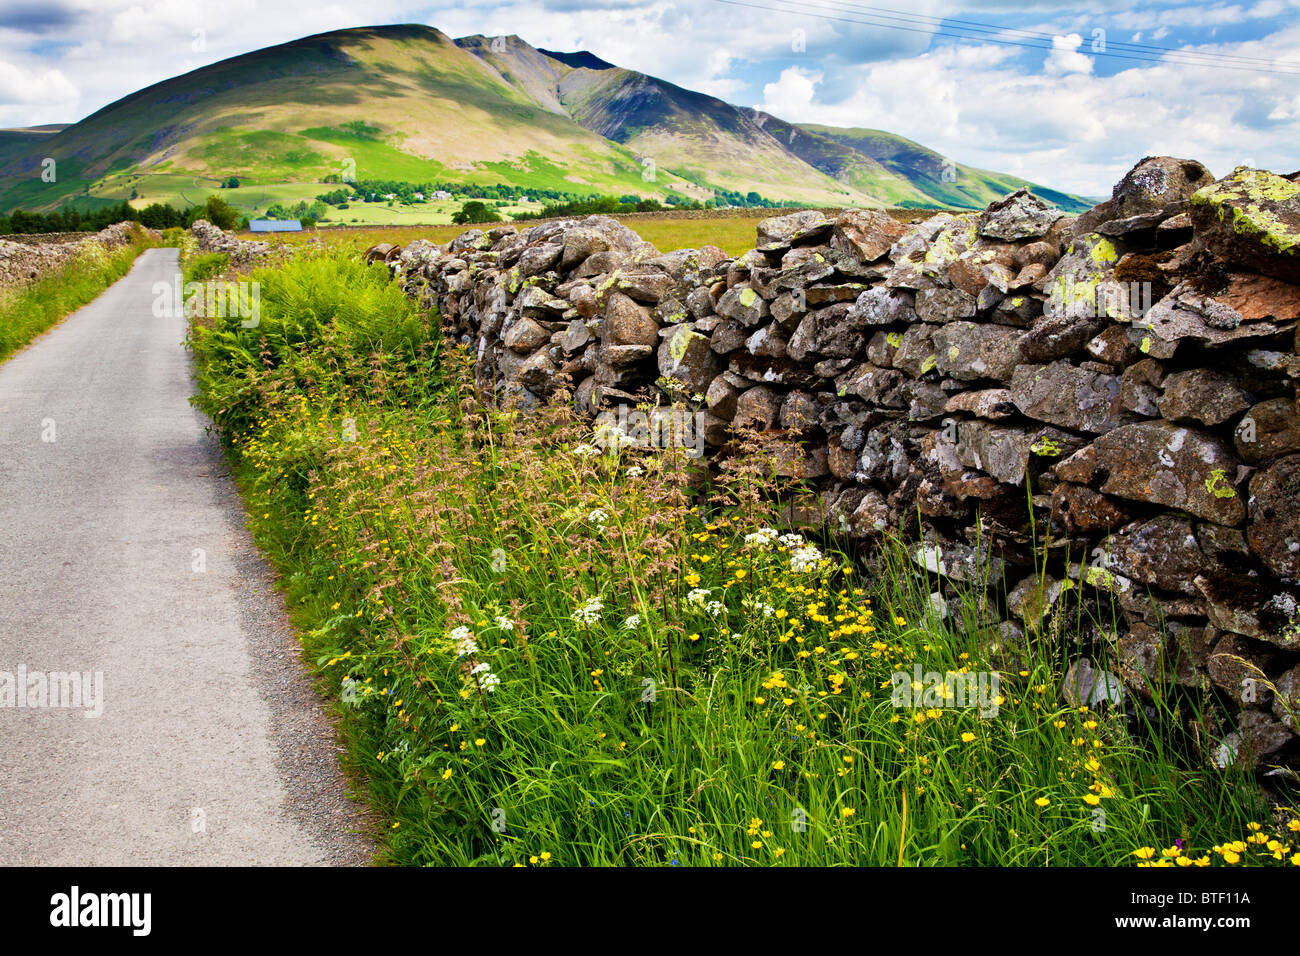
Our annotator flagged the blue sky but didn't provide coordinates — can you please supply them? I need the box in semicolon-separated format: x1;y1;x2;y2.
0;0;1296;196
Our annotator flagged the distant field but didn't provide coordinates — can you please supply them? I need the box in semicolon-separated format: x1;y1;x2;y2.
250;207;936;258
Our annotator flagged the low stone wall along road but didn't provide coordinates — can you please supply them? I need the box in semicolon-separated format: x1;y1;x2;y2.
0;248;372;865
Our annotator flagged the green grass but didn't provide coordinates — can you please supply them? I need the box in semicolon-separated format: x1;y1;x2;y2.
0;229;155;363
184;243;1300;868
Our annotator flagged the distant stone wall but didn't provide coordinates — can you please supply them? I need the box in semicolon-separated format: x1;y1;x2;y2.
380;157;1300;777
0;220;150;287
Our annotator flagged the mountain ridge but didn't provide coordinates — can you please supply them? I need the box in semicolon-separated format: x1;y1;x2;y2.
0;24;1093;215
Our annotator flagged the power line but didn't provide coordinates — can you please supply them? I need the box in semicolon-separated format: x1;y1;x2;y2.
711;0;1300;76
815;0;1298;68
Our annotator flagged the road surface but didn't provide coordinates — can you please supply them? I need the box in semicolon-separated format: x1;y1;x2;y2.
0;248;373;865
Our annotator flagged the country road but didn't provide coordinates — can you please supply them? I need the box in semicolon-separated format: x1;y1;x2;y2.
0;248;374;865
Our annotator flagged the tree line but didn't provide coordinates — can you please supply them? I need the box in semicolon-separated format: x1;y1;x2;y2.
0;196;243;235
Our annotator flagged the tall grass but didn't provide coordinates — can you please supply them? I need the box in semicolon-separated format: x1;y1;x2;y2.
190;245;1300;868
0;230;155;363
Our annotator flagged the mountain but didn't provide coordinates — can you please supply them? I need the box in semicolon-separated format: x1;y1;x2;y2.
0;24;1093;215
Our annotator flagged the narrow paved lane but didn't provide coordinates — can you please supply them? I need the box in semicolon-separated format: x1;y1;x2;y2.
0;248;373;865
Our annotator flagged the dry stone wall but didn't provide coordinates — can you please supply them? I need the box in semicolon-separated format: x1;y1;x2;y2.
379;157;1300;777
0;220;151;287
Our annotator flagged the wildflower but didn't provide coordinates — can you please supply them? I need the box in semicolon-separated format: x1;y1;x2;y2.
442;768;453;780
1133;847;1156;860
494;615;513;632
626;465;643;478
686;588;711;608
474;738;486;747
1082;794;1101;806
450;626;477;657
841;808;856;819
572;444;599;458
1034;797;1050;807
573;596;604;625
624;614;641;629
961;732;976;743
789;544;823;573
772;761;785;770
588;508;609;526
743;527;779;548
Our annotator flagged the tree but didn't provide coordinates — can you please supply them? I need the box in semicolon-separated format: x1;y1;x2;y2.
187;195;240;230
222;176;241;189
452;200;502;225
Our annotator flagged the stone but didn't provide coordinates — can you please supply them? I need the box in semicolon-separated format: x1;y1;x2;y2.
705;375;741;420
503;316;551;354
787;303;865;361
1247;454;1300;581
846;286;917;327
1188;168;1300;283
933;322;1023;382
734;385;782;431
517;241;562;276
832;209;907;263
745;323;789;359
1116;623;1169;696
1107;514;1207;596
1085;325;1141;366
560;217;643;270
715;285;769;326
915;286;977;324
603;292;659;348
1111;157;1216;217
1207;633;1279;708
1194;573;1300;649
1274;665;1300;731
944;388;1017;420
1051;483;1139;533
780;390;820;433
1236;399;1300;464
710;320;748;355
560;319;592;353
1079;421;1247;525
1010;361;1124;433
951;421;1037;485
979;188;1065;241
1062;657;1126;708
757;210;833;246
1120;358;1165;417
892;325;939;378
1156;369;1252;426
657;325;720;393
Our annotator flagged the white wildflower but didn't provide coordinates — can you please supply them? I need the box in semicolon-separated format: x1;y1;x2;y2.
572;443;600;458
573;596;604;625
624;613;641;629
626;466;644;478
494;615;514;631
779;532;805;550
588;508;609;525
450;625;477;656
686;588;711;608
704;600;726;617
743;527;780;549
790;544;824;573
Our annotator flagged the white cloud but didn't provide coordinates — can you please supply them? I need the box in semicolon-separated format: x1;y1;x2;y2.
1044;33;1094;75
0;60;78;124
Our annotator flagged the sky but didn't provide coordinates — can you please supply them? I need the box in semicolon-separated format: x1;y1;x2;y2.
0;0;1297;197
